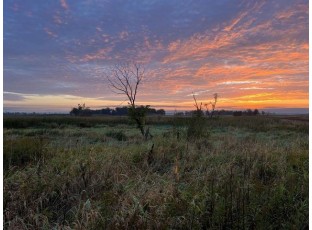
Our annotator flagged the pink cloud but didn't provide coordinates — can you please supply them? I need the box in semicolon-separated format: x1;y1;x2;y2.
60;0;69;10
119;31;129;40
80;47;113;62
53;14;63;24
44;28;58;38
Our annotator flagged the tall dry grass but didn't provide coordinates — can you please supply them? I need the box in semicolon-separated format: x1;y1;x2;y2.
3;115;308;229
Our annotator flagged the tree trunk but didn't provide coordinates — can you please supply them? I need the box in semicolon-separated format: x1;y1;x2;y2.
134;117;145;136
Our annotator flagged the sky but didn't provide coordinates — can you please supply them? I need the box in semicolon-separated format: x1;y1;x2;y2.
4;0;309;113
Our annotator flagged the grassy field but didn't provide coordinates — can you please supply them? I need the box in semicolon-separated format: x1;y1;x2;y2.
3;115;309;229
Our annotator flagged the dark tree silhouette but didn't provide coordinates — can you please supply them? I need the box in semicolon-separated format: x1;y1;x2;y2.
246;109;253;116
70;103;91;116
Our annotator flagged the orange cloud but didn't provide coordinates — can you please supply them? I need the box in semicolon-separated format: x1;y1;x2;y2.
223;11;248;32
80;47;113;62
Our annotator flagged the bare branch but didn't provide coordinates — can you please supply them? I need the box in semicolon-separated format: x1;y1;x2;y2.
106;62;144;107
192;93;200;110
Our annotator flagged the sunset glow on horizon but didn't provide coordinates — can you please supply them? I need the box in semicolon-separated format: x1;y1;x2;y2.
4;0;309;113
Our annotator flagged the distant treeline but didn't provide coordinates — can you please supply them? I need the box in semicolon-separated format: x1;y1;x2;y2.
175;109;263;117
4;108;264;117
70;104;165;116
232;109;262;116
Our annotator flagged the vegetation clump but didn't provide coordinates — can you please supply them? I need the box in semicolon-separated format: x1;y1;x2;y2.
186;93;217;140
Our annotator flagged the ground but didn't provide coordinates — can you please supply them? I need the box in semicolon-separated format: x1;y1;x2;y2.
3;115;309;229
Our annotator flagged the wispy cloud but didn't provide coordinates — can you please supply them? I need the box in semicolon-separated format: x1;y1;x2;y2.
240;87;274;90
80;47;113;62
186;89;210;96
44;28;58;38
217;81;260;85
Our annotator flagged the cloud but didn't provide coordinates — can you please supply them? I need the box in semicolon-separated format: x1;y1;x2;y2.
162;1;308;66
44;28;58;38
119;31;129;40
60;0;69;10
4;92;26;101
217;81;260;85
240;87;274;90
223;11;248;32
80;47;113;62
186;89;210;96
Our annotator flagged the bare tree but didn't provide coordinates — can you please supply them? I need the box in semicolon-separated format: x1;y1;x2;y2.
192;93;203;117
204;93;218;118
187;92;218;139
107;62;151;139
192;92;218;117
107;63;144;108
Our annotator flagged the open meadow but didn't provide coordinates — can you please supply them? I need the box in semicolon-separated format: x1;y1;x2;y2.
3;115;308;229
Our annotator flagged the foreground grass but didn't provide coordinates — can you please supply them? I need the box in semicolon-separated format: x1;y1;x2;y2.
3;116;308;229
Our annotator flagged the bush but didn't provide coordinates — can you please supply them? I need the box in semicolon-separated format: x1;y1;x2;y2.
187;117;209;140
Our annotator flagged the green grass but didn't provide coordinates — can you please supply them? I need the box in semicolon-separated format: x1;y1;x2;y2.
3;115;308;229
